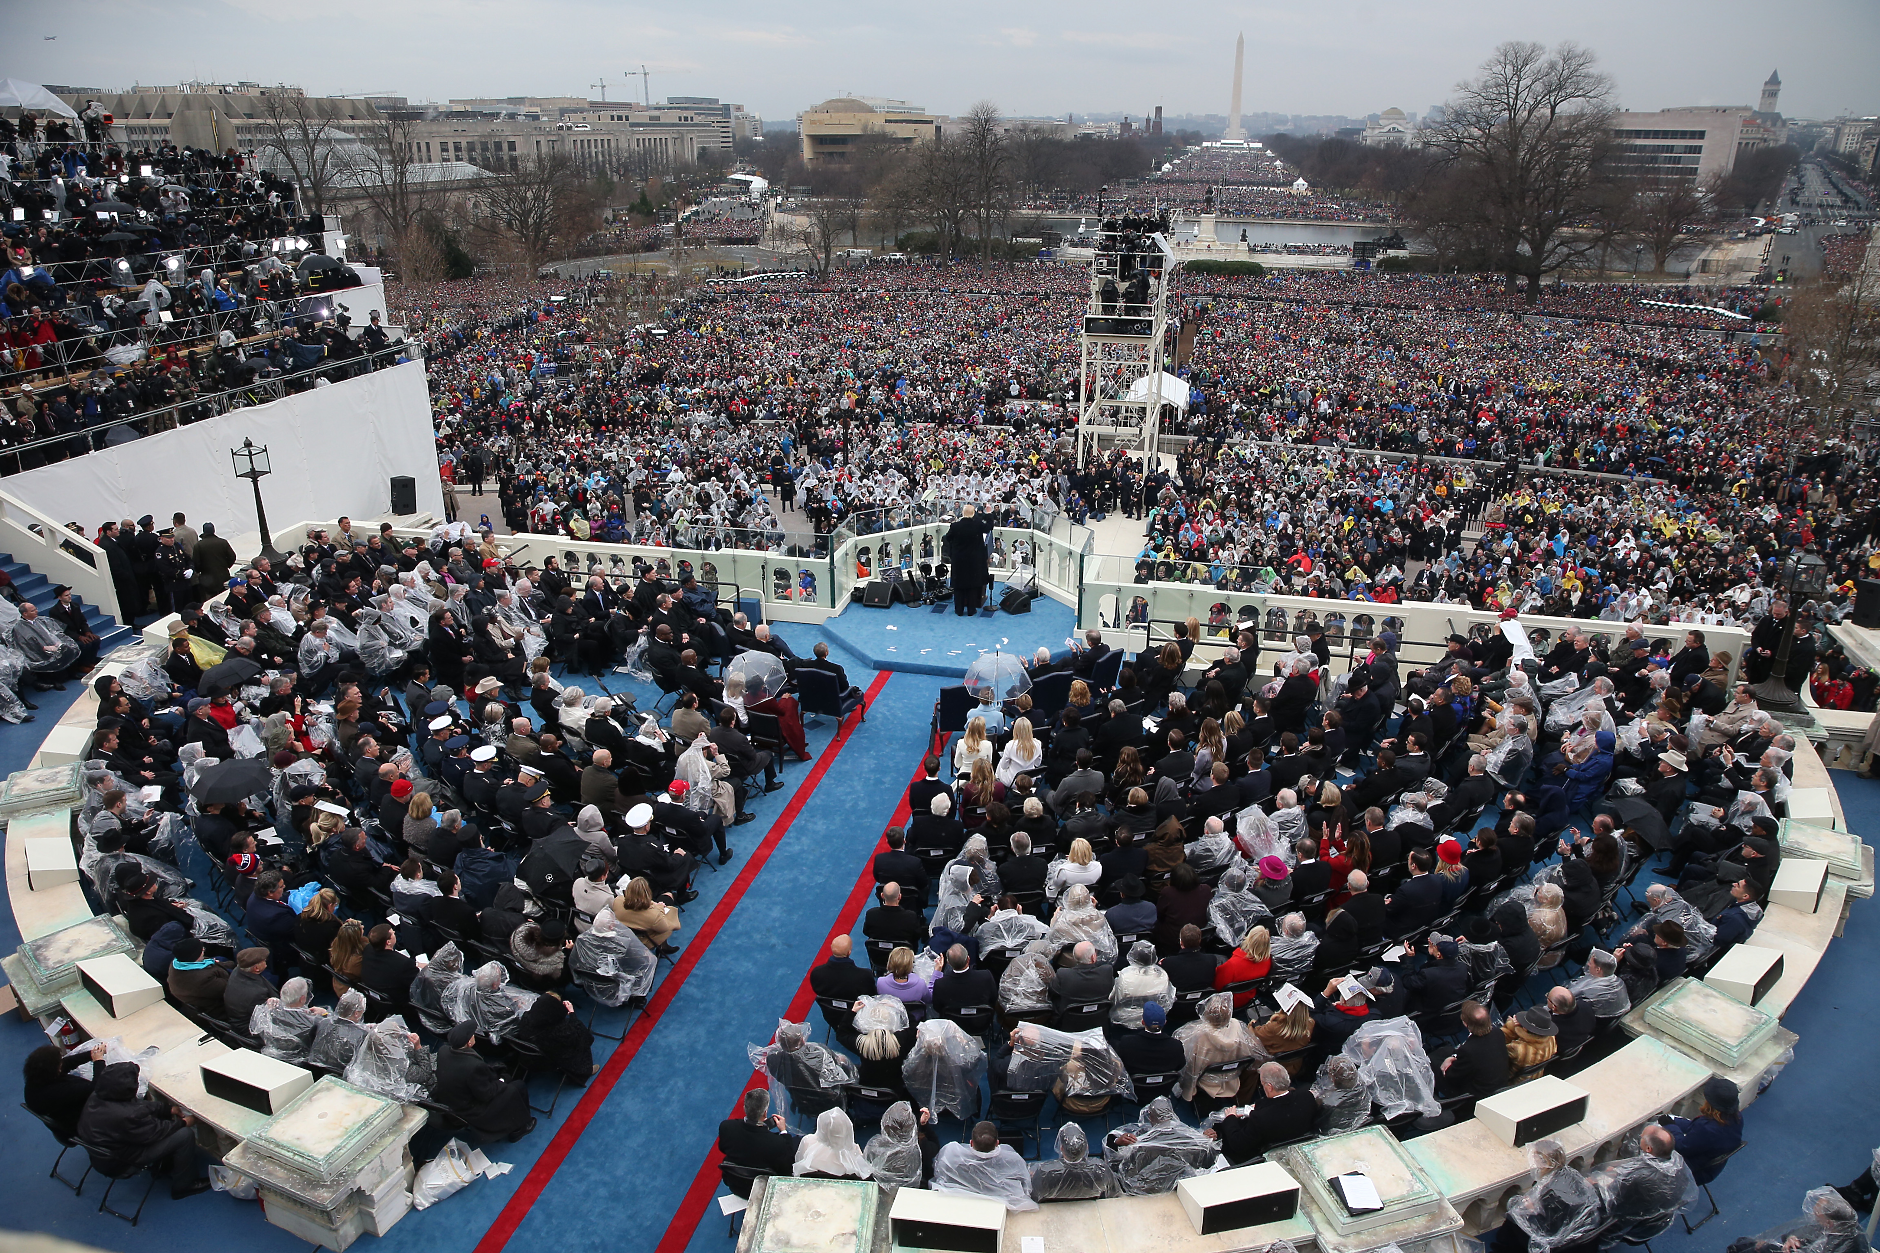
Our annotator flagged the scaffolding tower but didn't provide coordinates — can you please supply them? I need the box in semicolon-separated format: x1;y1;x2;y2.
1075;225;1178;471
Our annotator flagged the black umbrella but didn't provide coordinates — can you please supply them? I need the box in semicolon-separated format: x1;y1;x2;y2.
1603;796;1672;852
296;253;346;274
91;199;139;214
187;756;273;805
199;657;263;697
97;230;142;243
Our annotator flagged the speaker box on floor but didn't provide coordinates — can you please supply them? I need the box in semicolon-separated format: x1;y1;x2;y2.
999;587;1033;614
389;475;417;514
1855;579;1880;629
862;580;893;608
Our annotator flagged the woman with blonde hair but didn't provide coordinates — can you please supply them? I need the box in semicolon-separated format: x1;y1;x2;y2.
996;717;1042;785
1047;837;1102;900
954;716;993;776
295;887;342;957
876;947;930;1005
1252;1000;1315;1074
404;790;438;855
1067;679;1092;710
612;875;682;954
1194;717;1227;780
328;918;367;996
1212;925;1272;1008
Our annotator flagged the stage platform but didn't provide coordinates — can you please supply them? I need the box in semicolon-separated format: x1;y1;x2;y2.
816;589;1079;679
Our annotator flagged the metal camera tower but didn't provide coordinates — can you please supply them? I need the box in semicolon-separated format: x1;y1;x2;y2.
1075;224;1177;471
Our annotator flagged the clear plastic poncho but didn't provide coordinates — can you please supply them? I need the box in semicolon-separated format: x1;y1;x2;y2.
1111;941;1175;1029
1003;1024;1134;1101
1269;926;1320;980
1340;1016;1440;1119
356;609;407;675
673;737;721;816
852;995;910;1034
793;1108;873;1179
1105;1096;1221;1195
1591;1144;1698;1240
10;612;78;673
999;939;1057;1014
1174;993;1267;1100
307;1011;370;1072
116;652;174;704
344;1014;435;1103
1388;778;1446;834
1208;867;1275;949
1507;1140;1609;1253
934;864;982;934
1031;1123;1119;1201
902;1019;986;1119
1186;829;1240;875
248;981;323;1064
1311;1055;1373;1134
570;910;656;1007
443;960;538;1042
1236;807;1289;865
1743;1188;1866;1253
1045;885;1118;964
933;1139;1036;1211
975;909;1048;952
748;1020;859;1119
409;940;468;1030
942;838;1000;908
1568;961;1632;1019
863;1101;924;1190
1638;888;1718;963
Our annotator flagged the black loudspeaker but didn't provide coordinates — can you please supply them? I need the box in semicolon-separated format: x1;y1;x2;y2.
390;475;417;514
1855;579;1880;629
1000;588;1033;615
862;581;893;608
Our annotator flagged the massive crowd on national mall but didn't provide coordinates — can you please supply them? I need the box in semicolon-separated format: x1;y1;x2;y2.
5;235;1880;1247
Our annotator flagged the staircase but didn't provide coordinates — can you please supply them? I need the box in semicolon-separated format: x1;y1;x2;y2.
0;551;138;654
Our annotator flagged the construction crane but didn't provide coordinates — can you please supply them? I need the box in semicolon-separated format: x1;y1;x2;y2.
627;65;652;106
590;78;608;102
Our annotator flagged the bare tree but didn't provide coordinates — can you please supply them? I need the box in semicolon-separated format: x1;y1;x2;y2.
1417;41;1619;300
339;114;453;278
912;139;972;256
472;153;593;266
1621;173;1714;273
958;102;1012;265
255;89;362;216
780;198;859;275
1781;261;1880;439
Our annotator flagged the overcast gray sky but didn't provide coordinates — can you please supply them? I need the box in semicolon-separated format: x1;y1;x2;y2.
13;0;1878;125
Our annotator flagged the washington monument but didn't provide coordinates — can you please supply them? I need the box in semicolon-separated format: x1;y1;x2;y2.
1224;32;1246;141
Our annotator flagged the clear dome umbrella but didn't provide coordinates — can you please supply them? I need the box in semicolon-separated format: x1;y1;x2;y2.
726;650;789;700
963;648;1031;704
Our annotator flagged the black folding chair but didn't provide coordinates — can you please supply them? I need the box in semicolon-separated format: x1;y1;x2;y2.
76;1140;159;1226
502;1035;570;1117
1682;1142;1747;1233
1054;1000;1107;1032
987;1087;1049;1158
863;938;898;976
941;1002;996;1044
22;1104;90;1194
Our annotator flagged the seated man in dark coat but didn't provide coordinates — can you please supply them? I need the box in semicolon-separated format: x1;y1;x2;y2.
872;827;932;908
1209;1061;1320;1164
809;936;880;1049
718;1089;802;1190
435;1022;535;1141
1436;1000;1511;1099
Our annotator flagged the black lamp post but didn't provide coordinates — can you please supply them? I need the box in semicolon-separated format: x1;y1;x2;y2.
1750;549;1827;714
232;438;284;562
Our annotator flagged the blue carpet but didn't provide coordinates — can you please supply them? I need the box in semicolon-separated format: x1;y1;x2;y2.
819;592;1078;678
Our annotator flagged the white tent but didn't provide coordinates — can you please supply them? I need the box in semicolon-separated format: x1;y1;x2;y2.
0;80;79;119
1124;371;1191;410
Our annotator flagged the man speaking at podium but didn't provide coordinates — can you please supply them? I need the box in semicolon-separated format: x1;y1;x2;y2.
945;504;995;617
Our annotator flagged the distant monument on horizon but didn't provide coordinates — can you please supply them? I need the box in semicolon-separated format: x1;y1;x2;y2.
1224;33;1246;142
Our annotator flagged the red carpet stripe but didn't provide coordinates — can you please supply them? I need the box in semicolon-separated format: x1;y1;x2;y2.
651;742;930;1253
472;672;892;1253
